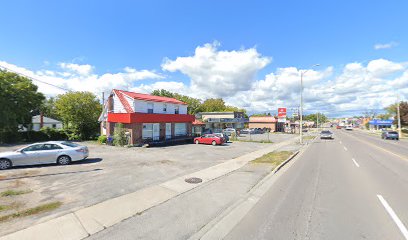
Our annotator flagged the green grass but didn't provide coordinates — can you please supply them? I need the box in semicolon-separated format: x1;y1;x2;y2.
0;205;9;212
0;189;32;197
251;151;293;166
0;201;62;222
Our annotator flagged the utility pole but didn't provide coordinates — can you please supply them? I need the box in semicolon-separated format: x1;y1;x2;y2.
102;92;105;105
300;71;304;144
317;112;319;130
397;94;402;139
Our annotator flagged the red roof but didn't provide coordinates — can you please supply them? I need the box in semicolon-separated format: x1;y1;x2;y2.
249;116;277;123
115;89;187;105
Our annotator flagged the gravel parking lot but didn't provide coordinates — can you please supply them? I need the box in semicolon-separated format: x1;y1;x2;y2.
0;140;284;235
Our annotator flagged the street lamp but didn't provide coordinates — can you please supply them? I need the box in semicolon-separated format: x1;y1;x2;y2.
300;64;320;144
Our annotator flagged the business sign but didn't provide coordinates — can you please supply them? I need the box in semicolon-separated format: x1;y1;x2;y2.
277;118;286;123
368;119;393;126
278;108;287;118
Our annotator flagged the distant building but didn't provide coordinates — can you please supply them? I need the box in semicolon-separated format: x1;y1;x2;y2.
99;89;195;145
248;116;277;132
19;115;63;132
196;112;247;132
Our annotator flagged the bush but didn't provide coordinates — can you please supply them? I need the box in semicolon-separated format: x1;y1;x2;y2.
113;123;127;146
0;130;21;143
98;135;107;144
40;127;68;140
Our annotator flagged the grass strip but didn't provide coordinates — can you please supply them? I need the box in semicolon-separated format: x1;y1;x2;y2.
0;189;32;197
251;151;293;166
303;136;316;140
0;201;62;222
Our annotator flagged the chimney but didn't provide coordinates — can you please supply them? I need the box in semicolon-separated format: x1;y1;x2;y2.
40;112;44;128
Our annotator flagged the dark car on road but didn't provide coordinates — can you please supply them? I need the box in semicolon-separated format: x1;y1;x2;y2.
381;131;399;140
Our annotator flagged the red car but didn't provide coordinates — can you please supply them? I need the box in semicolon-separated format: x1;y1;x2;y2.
194;134;225;146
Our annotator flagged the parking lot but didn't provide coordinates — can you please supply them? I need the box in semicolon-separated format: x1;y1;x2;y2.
0;139;287;235
237;132;297;142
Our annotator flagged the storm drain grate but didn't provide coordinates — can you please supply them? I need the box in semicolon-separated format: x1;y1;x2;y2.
185;177;202;184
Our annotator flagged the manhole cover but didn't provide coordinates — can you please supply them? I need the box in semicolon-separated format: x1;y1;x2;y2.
185;177;202;184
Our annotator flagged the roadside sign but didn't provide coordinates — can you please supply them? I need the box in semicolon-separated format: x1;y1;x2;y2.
278;108;287;118
278;118;286;123
292;112;298;117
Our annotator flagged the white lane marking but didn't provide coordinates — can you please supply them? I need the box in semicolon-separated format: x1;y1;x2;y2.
344;146;348;151
377;195;408;240
352;158;360;167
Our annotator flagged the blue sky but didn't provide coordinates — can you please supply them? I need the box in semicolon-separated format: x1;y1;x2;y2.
1;0;408;116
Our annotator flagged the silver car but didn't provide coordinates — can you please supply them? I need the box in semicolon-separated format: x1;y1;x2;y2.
320;130;334;139
0;141;89;170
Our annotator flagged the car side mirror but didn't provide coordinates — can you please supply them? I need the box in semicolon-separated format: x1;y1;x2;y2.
16;149;23;153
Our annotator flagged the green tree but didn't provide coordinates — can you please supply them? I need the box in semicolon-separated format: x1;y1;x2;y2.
304;113;328;125
151;89;175;98
198;98;226;112
385;101;408;126
113;123;127;146
0;70;45;142
39;97;60;120
54;91;101;140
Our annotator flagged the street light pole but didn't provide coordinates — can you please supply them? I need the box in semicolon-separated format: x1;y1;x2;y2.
299;64;320;144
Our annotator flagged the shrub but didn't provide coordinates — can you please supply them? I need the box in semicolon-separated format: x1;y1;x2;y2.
0;130;21;143
40;127;67;140
113;123;128;146
98;135;107;144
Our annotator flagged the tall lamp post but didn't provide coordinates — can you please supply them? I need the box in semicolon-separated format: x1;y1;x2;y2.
300;64;320;144
397;94;402;139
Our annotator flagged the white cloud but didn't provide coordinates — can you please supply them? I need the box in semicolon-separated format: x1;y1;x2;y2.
374;41;398;50
366;58;404;77
59;63;93;76
162;42;271;98
0;61;163;97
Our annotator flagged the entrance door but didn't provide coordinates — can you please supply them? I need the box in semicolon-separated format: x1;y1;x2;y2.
166;123;172;139
153;123;160;141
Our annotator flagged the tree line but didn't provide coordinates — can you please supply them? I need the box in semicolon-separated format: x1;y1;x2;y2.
0;70;101;143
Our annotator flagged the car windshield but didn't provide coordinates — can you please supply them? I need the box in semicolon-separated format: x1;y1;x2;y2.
388;131;398;134
60;142;80;147
321;131;331;134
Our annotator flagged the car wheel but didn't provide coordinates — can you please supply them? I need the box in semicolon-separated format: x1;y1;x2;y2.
195;140;199;144
57;155;71;165
0;159;11;170
212;140;217;146
396;138;399;141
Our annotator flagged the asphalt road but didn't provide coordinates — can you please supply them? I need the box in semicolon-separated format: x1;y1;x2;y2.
225;129;408;240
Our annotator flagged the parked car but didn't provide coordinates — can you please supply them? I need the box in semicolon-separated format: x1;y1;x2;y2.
222;128;236;136
381;131;399;140
320;130;334;139
240;128;250;134
194;134;225;146
336;125;342;129
214;133;229;142
0;141;89;170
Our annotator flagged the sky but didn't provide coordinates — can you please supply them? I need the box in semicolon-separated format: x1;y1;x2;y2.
1;0;408;117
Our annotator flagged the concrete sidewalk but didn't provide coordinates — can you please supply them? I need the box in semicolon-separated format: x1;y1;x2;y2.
0;138;297;240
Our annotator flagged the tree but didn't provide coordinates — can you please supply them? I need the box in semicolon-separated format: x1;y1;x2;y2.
363;110;378;119
113;123;127;146
304;113;328;125
151;89;175;98
54;91;101;140
198;98;226;112
385;101;408;126
39;97;60;120
0;70;45;142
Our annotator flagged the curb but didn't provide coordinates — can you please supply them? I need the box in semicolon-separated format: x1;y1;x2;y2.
188;144;310;240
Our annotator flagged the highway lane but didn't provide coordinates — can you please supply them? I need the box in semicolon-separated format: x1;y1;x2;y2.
225;130;408;240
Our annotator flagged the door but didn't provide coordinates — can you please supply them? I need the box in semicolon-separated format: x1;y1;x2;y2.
15;144;44;166
166;123;172;139
153;123;160;141
37;144;63;164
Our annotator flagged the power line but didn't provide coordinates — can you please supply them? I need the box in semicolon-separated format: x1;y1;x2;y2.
0;64;70;92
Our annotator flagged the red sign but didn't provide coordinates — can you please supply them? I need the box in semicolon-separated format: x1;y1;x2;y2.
278;108;287;118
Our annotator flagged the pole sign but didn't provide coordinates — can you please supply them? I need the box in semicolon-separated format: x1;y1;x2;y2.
278;108;287;118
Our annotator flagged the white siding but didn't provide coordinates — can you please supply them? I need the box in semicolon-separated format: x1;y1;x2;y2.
179;105;187;114
113;94;126;113
134;100;147;113
167;104;175;114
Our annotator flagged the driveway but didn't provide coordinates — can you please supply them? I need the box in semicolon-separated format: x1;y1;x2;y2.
0;140;278;235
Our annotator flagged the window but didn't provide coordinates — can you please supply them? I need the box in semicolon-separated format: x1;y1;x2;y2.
175;106;179;114
22;144;44;152
163;104;167;112
52;124;57;128
174;123;186;136
60;142;80;148
43;144;63;150
142;123;153;139
147;103;154;113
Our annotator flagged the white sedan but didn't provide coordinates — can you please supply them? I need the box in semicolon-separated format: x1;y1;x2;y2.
0;141;89;170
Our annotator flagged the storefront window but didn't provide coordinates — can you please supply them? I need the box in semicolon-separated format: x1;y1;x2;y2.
142;123;153;139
